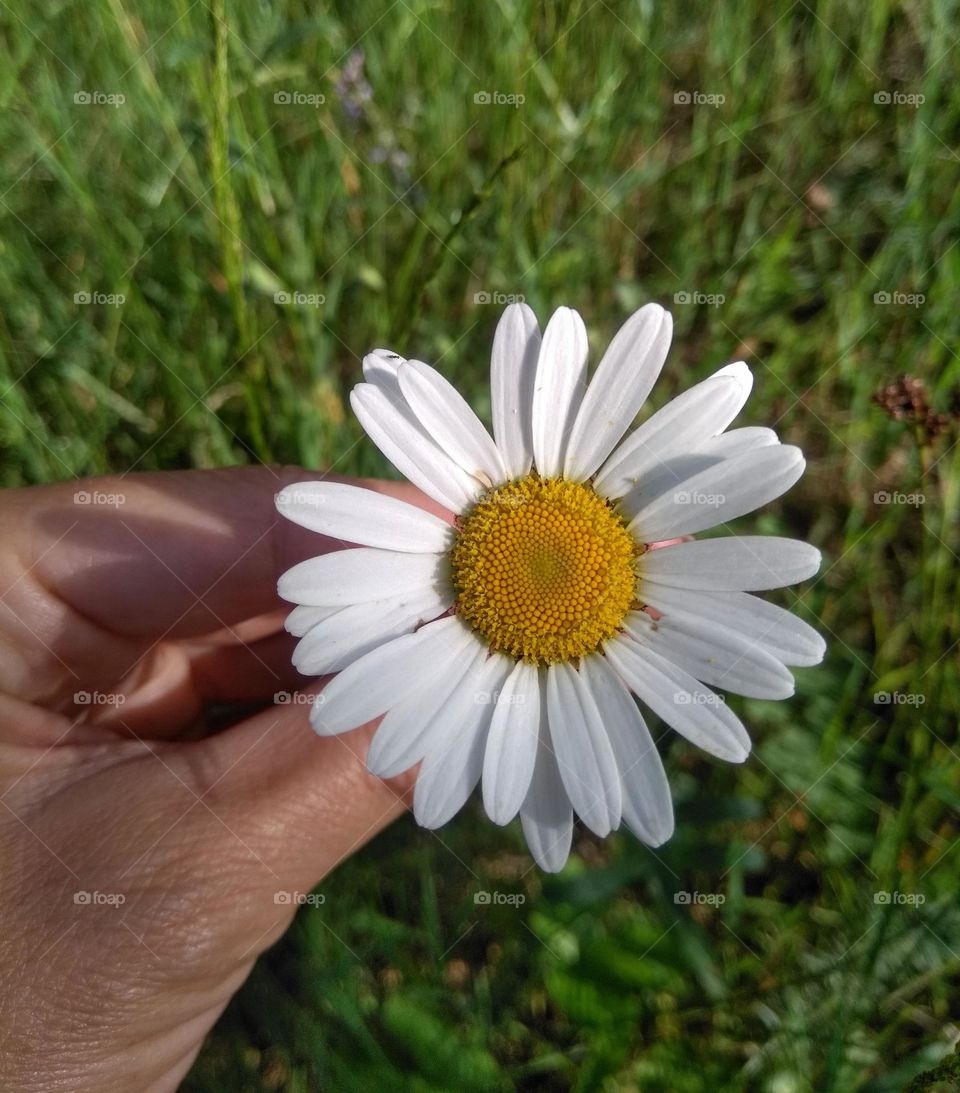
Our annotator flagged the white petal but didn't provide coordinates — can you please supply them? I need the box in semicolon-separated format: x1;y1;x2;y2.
278;548;446;606
581;655;674;845
712;360;753;413
616;425;784;522
699;426;778;458
413;653;513;828
617;454;728;520
531;307;588;477
366;629;485;778
638;584;826;667
564;304;673;481
624;610;795;700
605;635;751;762
397;360;506;487
546;662;622;837
362;348;406;388
628;445;805;541
310;616;466;736
350;383;481;512
284;604;340;637
595;370;747;499
481;660;542;826
520;677;573;873
292;586;451;676
491;303;541;479
640;536;821;591
276;481;453;552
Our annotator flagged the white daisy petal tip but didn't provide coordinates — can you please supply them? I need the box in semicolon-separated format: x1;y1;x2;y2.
807;630;828;665
362;347;406;384
563;302;674;480
398;359;506;485
490;301;541;478
646;811;676;847
531;307;589;476
501;299;538;325
349;383;482;512
724;741;751;764
714;359;752;388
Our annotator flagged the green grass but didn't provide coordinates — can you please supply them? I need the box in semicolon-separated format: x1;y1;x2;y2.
3;0;960;1089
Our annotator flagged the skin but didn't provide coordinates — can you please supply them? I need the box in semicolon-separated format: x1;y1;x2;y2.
0;466;444;1092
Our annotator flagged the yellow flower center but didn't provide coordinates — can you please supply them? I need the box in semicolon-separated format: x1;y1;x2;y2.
450;475;640;664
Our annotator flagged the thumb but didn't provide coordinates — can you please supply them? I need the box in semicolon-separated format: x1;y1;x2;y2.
169;687;414;897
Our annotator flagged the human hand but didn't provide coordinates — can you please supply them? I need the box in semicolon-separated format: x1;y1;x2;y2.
0;466;441;1092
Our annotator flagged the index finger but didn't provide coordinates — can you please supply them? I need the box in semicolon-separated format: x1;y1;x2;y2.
11;466;448;640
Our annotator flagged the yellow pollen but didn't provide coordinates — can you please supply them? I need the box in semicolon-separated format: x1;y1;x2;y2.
450;475;640;664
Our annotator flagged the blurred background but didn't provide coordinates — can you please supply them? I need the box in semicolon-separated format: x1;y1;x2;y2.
2;1;960;1089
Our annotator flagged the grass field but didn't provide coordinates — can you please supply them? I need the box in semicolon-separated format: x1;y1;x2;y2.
3;0;960;1089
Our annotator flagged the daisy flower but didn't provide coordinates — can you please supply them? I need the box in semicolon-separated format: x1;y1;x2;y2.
275;302;824;872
